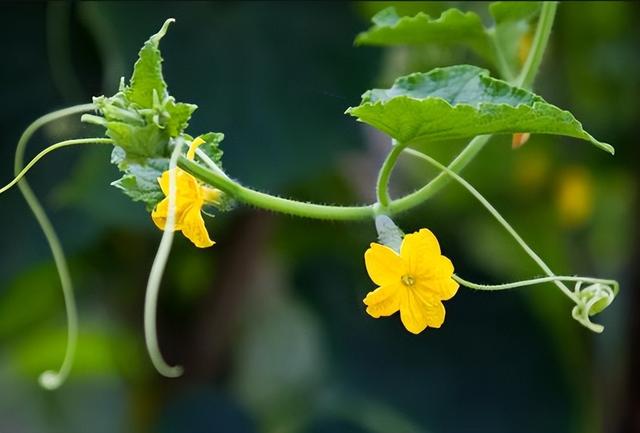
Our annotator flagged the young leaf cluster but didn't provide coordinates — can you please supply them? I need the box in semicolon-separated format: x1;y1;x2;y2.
82;19;224;211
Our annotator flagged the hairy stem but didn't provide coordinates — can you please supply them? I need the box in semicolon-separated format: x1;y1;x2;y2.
179;157;375;220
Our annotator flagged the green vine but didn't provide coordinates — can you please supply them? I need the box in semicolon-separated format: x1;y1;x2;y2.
0;1;620;388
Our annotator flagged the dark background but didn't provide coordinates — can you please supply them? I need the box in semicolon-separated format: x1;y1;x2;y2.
0;2;638;433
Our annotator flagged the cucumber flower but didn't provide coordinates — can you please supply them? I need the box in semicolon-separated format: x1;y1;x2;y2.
151;137;222;248
363;229;458;334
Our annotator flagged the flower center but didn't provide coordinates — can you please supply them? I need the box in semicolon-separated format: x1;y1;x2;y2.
401;274;416;287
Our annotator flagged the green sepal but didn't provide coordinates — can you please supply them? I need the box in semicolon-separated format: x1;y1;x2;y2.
375;215;404;253
346;65;613;154
203;196;235;216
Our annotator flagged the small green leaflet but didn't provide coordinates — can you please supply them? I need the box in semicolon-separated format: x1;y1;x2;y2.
346;65;613;154
355;7;495;64
83;18;225;211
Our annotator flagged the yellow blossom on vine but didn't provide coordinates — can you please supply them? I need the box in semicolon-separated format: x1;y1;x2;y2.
151;137;222;248
363;229;458;334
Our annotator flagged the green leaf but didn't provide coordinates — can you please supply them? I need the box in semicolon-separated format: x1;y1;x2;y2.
196;132;225;166
165;101;197;137
104;121;168;160
346;65;613;154
355;7;494;63
111;156;169;211
124;18;174;108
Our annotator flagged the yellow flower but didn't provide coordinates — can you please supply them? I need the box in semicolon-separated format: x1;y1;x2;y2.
363;229;458;334
151;137;222;248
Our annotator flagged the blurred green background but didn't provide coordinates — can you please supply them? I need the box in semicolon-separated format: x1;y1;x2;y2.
0;2;638;433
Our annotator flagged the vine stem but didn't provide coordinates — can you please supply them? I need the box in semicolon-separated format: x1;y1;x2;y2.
516;2;558;89
387;135;491;214
403;148;577;303
143;138;184;378
12;103;95;390
179;137;489;221
178;157;375;220
375;140;404;209
180;142;497;221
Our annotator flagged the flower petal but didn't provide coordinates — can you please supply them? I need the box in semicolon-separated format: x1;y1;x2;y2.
363;283;402;318
400;290;447;333
151;197;169;230
400;290;430;334
364;243;405;286
401;229;441;274
181;204;215;248
425;300;446;328
418;277;459;301
187;136;206;160
151;197;186;231
414;256;458;300
157;170;170;196
158;169;202;202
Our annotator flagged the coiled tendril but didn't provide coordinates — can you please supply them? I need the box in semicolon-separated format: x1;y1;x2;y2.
571;281;618;333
